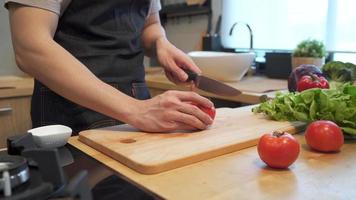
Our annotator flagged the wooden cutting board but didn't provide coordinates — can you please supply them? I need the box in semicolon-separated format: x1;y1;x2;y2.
229;76;287;93
78;105;305;174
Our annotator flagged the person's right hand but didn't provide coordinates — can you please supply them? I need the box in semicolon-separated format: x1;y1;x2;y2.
129;90;214;132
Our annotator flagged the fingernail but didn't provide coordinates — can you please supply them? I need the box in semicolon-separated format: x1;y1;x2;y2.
181;73;188;80
208;117;213;124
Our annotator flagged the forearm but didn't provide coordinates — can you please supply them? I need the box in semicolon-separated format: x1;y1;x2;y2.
141;13;166;57
16;40;138;122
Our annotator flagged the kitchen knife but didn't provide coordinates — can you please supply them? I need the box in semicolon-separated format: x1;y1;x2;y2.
185;70;242;96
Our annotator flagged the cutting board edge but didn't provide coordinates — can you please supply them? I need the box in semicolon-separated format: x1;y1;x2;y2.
78;134;148;172
79;133;260;174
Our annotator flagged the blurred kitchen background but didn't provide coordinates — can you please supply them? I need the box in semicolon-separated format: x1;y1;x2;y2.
1;0;355;75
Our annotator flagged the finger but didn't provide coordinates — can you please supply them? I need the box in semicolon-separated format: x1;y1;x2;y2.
173;91;214;108
178;103;213;125
165;70;180;85
166;59;189;82
167;110;208;130
158;110;200;131
173;122;199;131
176;54;202;74
159;120;198;132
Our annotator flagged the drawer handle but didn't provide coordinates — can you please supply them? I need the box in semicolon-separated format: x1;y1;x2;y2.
0;107;13;113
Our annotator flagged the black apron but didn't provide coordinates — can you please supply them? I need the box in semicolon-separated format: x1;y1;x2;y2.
31;0;151;134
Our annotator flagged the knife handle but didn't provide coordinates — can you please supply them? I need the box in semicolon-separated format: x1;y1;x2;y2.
184;70;198;82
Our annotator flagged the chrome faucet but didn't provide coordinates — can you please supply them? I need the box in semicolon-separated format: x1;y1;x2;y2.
229;22;253;50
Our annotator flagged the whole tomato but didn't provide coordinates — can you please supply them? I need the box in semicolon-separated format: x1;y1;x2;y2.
258;131;300;169
297;74;329;92
305;120;344;152
189;102;216;120
198;105;216;120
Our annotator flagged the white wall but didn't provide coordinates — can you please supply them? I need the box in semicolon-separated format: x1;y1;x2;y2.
0;0;24;76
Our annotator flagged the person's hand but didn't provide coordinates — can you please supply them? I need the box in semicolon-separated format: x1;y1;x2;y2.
156;37;201;84
129;90;214;132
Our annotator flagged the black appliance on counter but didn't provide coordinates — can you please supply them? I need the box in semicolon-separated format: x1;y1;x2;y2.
263;52;334;79
1;134;157;200
264;52;292;79
0;134;92;200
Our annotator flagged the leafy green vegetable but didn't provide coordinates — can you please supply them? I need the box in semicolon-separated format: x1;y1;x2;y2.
322;61;356;82
252;84;356;135
292;39;326;58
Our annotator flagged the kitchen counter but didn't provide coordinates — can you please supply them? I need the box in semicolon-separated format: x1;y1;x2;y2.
68;134;356;199
0;76;33;148
0;76;33;98
145;67;287;104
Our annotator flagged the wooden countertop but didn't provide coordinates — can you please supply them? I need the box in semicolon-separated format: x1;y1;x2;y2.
68;134;356;199
0;76;33;98
145;67;288;104
0;68;287;104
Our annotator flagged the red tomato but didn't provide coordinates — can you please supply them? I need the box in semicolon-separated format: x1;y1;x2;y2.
305;120;344;152
198;105;216;120
257;131;300;169
189;102;216;120
297;74;329;92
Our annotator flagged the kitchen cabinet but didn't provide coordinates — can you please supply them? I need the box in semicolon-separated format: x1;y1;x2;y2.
0;76;33;148
0;96;31;147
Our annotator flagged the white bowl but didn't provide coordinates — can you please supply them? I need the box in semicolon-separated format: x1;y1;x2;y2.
188;51;255;82
28;125;72;149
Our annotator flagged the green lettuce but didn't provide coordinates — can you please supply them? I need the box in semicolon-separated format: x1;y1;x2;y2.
252;84;356;135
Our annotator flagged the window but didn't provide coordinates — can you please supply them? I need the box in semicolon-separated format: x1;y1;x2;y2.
221;0;356;62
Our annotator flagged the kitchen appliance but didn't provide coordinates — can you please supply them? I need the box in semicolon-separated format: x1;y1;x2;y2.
0;134;92;199
78;105;306;174
265;52;292;79
185;70;242;96
0;155;30;197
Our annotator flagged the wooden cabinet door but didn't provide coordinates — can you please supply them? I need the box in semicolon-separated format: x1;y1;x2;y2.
0;96;32;148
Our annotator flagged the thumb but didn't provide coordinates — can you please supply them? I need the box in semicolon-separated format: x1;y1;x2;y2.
180;56;201;74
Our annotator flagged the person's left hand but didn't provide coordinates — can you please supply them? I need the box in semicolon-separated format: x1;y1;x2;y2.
156;37;201;84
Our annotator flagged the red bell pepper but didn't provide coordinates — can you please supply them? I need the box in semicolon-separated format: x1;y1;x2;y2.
297;74;329;92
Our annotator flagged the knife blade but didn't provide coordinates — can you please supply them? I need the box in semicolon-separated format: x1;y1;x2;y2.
185;70;242;96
